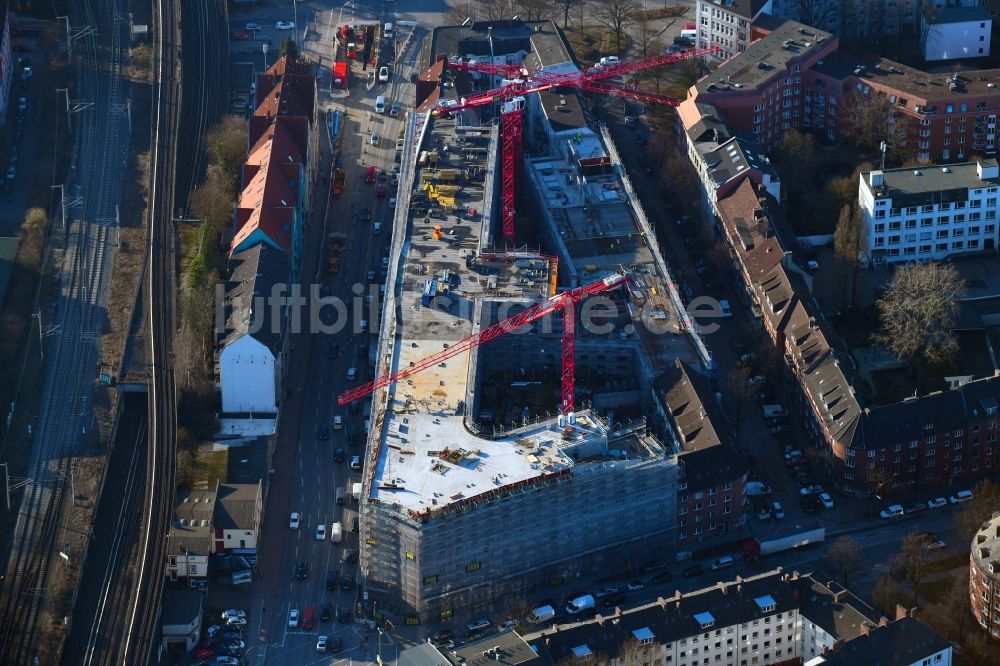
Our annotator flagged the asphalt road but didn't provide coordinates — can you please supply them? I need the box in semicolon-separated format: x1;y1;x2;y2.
219;2;420;663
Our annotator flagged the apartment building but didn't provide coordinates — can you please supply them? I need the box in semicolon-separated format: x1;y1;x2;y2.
715;176;1000;496
921;6;992;62
657;360;749;548
695;0;773;61
165;489;215;582
858;159;1000;265
686;17;1000;162
683;20;839;149
526;569;950;666
970;510;1000;639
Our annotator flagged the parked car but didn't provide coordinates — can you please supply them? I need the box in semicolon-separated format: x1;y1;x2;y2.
317;635;329;653
772;501;785;519
927;497;948;509
905;502;928;515
276;20;295;30
682;564;705;577
949;489;973;504
340;574;355;590
221;609;245;621
320;603;333;622
818;492;834;509
205;625;221;638
288;609;300;628
799;485;823;496
880;504;904;519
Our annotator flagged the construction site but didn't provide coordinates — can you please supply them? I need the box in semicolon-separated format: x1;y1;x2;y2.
344;19;716;622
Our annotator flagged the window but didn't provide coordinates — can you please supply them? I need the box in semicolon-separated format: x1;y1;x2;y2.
424;574;439;584
466;561;481;572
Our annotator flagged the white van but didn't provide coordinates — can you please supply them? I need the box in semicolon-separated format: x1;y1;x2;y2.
352;482;362;501
375;95;386;113
331;521;343;543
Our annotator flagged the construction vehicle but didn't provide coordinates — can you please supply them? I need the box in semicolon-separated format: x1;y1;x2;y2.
742;524;825;562
328;232;347;273
332;168;346;198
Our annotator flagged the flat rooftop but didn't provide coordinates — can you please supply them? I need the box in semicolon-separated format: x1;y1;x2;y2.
696;20;834;93
860;58;1000;99
863;160;1000;198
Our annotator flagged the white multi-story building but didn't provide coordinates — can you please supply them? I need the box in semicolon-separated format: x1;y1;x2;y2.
922;6;992;61
858;159;1000;266
527;570;952;666
696;0;772;61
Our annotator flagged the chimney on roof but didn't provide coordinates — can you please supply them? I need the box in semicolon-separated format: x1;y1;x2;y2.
859;622;872;637
782;250;793;268
753;207;766;221
895;604;911;620
878;616;889;627
657;597;667;609
832;589;846;603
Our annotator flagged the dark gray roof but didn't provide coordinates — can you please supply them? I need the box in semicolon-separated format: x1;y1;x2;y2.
451;630;540;666
656;359;732;452
398;642;453;666
696;20;834;93
168;488;215;555
214;483;260;531
429;20;550;63
923;5;990;25
700;137;776;188
815;616;951;666
161;589;203;626
538;89;588;133
529;570;804;661
526;22;571;68
797;578;878;641
863;161;1000;199
685;103;733;144
810;52;863;80
678;445;749;492
221;243;289;353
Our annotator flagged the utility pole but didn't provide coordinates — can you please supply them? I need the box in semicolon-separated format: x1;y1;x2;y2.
56;15;72;59
56;88;72;136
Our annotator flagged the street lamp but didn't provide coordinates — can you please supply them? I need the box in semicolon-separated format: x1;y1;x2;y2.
262;42;269;71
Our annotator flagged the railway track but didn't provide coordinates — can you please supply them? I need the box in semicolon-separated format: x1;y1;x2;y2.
120;0;180;660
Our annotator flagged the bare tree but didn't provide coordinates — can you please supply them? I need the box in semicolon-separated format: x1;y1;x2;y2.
594;0;638;53
825;536;866;588
919;569;970;643
554;0;577;28
205;116;250;191
957;479;1000;541
874;262;965;366
773;129;816;191
635;15;661;58
833;201;865;309
891;532;934;605
619;637;658;666
516;0;549;21
789;0;841;31
872;575;908;616
842;91;912;162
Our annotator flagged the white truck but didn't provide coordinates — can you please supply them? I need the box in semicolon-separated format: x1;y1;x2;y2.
352;482;362;501
331;521;343;544
527;605;556;624
565;594;596;615
743;524;825;561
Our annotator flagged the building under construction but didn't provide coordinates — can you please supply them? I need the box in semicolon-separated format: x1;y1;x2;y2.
356;20;715;623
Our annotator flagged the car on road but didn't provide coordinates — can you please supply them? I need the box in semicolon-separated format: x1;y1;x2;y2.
221;609;245;621
379;66;390;82
346;367;358;381
390;103;400;116
224;640;245;653
682;563;705;578
317;635;329;653
289;512;300;529
326;569;339;590
231;31;250;40
431;630;454;644
905;502;927;515
880;504;904;519
351;455;362;470
927;497;947;509
818;492;834;509
224;617;246;628
302;607;315;630
315;523;327;541
276;20;295;30
466;618;491;634
772;501;785;519
651;569;673;583
344;548;358;563
321;603;333;622
341;574;355;590
288;609;300;628
294;561;309;580
245;22;262;31
334;448;345;463
950;489;973;504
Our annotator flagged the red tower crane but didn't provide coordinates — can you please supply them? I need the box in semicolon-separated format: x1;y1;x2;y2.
435;46;719;246
338;272;632;414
